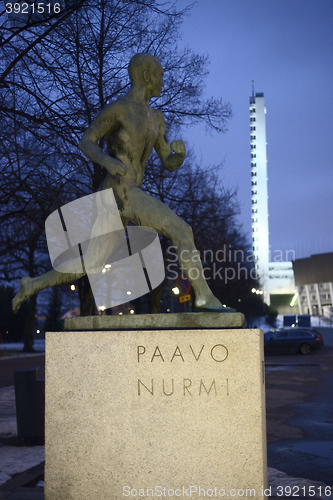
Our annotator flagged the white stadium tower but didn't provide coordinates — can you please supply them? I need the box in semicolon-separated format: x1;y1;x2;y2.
249;88;296;311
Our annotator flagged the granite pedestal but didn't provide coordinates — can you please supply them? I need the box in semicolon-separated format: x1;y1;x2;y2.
45;316;267;500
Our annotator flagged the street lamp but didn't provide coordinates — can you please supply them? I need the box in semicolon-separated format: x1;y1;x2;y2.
69;284;76;316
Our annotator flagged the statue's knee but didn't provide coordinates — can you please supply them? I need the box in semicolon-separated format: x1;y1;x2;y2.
172;222;194;248
181;223;194;242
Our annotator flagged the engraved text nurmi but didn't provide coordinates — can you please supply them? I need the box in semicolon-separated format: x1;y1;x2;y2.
138;378;229;397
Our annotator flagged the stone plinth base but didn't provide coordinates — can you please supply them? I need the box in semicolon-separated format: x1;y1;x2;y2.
45;328;267;500
64;311;245;331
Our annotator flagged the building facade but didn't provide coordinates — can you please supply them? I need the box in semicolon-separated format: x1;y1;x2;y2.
293;252;333;317
250;92;269;291
249;90;295;308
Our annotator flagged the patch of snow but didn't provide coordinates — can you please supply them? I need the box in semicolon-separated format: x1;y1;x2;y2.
268;467;332;499
0;352;45;361
0;445;44;486
257;315;331;333
0;339;45;352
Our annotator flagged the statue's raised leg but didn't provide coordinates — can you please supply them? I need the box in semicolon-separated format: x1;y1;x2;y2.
119;184;226;311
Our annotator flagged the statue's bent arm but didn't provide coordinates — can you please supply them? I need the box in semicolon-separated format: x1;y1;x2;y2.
78;102;127;177
154;110;186;172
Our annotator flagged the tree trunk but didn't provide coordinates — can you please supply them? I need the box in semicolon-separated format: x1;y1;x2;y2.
78;276;95;316
190;287;195;312
150;283;163;314
22;295;37;352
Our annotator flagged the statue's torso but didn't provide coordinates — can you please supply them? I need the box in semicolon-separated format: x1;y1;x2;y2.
105;100;160;187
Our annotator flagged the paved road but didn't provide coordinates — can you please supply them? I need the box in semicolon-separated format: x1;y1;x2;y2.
265;327;333;486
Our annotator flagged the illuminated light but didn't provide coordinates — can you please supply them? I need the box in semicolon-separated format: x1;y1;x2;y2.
105;264;111;269
119;312;123;315
70;284;76;291
166;308;170;312
290;293;298;307
129;309;135;314
126;291;132;295
259;291;263;295
102;268;106;273
172;287;180;295
98;305;106;311
238;299;241;302
36;330;40;334
251;288;256;293
223;304;227;308
256;290;260;294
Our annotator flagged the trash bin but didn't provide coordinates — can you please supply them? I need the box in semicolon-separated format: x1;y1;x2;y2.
14;367;45;441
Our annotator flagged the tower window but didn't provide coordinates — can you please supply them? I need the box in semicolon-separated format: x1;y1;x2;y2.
251;135;256;140
251;154;256;158
251;181;257;186
251;162;256;168
251;145;256;149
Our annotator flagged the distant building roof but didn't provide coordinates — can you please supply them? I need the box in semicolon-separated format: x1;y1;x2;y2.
250;92;264;104
292;252;333;286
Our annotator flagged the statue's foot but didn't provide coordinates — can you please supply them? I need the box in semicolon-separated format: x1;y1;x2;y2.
12;276;31;314
195;295;235;313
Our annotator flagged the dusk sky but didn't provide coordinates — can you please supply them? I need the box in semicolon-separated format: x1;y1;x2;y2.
176;0;333;261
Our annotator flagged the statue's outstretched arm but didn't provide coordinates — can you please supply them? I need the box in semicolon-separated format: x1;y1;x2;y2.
78;103;126;177
154;111;185;172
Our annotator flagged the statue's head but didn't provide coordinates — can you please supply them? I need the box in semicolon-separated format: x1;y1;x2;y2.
128;53;164;98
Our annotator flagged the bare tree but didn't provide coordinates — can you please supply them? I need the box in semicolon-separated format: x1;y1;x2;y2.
0;0;95;85
0;0;236;326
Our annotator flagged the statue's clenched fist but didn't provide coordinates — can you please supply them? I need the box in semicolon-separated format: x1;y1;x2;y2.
170;140;186;158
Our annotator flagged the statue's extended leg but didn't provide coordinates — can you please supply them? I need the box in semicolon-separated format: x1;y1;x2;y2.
12;202;127;313
12;269;85;314
120;184;225;311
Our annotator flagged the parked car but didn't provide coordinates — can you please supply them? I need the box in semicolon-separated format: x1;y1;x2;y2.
264;327;323;355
